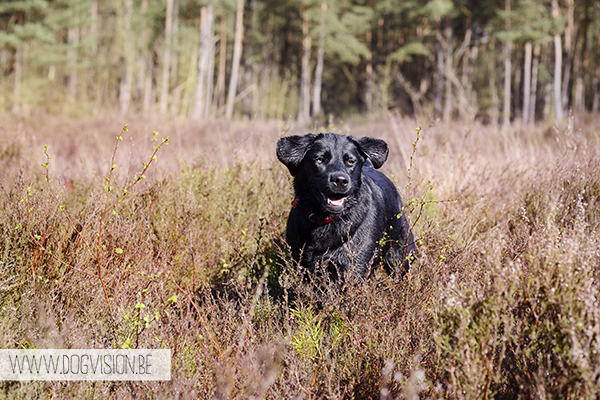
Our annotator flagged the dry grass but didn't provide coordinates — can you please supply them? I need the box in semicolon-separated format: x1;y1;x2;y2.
1;111;600;398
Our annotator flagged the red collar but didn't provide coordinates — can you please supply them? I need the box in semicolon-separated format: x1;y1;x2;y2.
292;196;338;224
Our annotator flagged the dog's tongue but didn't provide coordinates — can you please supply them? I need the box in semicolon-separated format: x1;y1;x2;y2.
327;197;345;206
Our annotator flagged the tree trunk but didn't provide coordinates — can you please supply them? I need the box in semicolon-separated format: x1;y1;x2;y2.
225;0;244;120
488;37;500;126
396;70;423;117
312;2;326;118
551;0;563;121
90;0;98;53
593;37;600;113
298;6;311;123
574;5;589;114
365;38;373;114
573;35;583;113
443;24;453;123
215;16;227;110
143;48;155;114
561;0;574;112
377;16;384;50
434;19;443;120
170;0;179;89
67;22;79;101
502;0;511;127
89;0;98;106
11;45;22;114
522;41;532;124
192;5;213;120
260;12;275;119
159;0;174;116
119;0;134;114
312;35;325;118
461;27;472;89
365;0;373;114
205;10;215;117
136;0;149;110
593;72;599;113
529;43;540;123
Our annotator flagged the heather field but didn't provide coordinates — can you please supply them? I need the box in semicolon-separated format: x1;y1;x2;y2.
1;113;600;399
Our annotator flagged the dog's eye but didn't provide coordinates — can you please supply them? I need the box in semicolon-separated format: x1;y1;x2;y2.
316;157;324;164
346;159;355;166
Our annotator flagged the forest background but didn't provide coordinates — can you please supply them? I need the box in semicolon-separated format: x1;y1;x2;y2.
1;0;600;123
3;1;600;398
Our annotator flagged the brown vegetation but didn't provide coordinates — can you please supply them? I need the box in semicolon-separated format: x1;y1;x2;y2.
1;112;600;398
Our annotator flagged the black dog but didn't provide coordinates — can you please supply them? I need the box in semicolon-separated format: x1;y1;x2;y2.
276;133;415;280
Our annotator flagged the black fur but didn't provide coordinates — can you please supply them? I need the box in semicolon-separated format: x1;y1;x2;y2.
276;133;416;280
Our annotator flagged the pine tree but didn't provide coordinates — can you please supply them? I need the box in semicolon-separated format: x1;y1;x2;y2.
0;0;53;113
496;0;551;124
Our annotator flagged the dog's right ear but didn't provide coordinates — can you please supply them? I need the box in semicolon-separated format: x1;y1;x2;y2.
353;136;389;169
276;134;317;176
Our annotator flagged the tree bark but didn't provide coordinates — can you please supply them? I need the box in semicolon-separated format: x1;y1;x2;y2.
461;27;472;90
170;0;179;89
396;70;423;117
561;0;574;112
11;45;22;114
574;4;589;114
365;0;373;114
67;21;79;101
225;0;244;120
443;24;453;123
434;19;443;120
488;37;500;126
215;16;227;110
593;72;599;113
523;41;532;124
143;46;155;114
551;0;563;121
312;2;326;118
135;0;149;111
377;16;384;51
502;0;511;127
529;43;540;123
192;5;213;120
573;35;583;113
159;0;174;116
89;0;98;105
298;5;311;123
205;10;215;117
593;36;600;113
90;0;98;53
119;0;134;114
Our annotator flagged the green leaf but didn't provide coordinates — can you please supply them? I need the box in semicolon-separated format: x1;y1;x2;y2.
424;0;455;19
390;42;431;62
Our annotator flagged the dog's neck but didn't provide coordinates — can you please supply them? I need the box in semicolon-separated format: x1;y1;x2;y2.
291;196;338;224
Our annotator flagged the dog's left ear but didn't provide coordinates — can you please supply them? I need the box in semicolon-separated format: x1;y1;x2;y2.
353;136;389;169
276;134;317;176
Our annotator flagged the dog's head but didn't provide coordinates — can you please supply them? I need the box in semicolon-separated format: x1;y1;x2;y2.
276;133;389;214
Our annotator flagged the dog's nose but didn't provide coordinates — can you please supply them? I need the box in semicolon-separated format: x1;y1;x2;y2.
330;174;349;190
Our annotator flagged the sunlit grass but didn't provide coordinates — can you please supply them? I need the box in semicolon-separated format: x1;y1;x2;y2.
0;113;599;398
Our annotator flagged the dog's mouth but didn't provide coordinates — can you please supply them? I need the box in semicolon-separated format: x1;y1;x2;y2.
318;191;347;208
